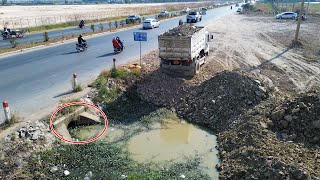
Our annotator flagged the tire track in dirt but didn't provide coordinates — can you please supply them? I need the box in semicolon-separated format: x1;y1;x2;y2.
207;14;320;93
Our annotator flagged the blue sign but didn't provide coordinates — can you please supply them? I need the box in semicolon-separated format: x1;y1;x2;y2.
133;32;147;41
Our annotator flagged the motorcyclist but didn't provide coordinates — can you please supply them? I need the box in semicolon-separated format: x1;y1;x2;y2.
79;20;85;28
77;34;86;47
116;36;123;51
112;37;121;51
3;27;9;37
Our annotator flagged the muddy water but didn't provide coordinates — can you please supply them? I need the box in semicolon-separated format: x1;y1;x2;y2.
73;110;220;179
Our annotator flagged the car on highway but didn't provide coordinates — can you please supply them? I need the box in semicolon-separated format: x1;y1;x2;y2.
186;11;202;23
275;12;297;19
143;18;160;29
181;7;191;13
126;14;141;24
158;11;170;18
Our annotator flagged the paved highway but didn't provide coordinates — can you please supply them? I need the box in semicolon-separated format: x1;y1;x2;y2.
0;6;235;122
0;15;158;49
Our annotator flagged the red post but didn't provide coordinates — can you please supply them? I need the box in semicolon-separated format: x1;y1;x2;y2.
3;101;11;121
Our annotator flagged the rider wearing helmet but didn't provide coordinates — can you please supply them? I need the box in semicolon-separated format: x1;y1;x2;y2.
112;37;121;50
78;34;86;47
116;36;123;51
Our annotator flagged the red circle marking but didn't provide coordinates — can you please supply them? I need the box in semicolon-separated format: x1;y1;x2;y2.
49;102;108;145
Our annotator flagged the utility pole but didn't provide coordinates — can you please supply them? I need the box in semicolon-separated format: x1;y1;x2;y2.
294;0;305;44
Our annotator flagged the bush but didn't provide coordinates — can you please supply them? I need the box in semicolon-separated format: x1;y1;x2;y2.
242;3;254;11
99;23;104;31
44;31;49;42
90;24;95;32
108;21;112;29
10;38;19;48
73;84;83;92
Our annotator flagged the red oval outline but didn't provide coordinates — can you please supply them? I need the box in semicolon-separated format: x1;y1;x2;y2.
49;102;108;145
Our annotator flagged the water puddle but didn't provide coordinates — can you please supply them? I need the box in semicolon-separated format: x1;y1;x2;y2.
72;109;220;179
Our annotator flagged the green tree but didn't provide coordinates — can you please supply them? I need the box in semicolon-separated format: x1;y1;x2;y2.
114;21;118;28
44;32;49;42
90;24;95;32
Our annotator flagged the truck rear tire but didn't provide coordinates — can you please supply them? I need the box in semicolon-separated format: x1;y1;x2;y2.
193;61;200;76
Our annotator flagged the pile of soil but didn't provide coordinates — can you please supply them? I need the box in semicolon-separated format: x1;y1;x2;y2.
162;24;201;36
270;92;320;146
217;92;320;180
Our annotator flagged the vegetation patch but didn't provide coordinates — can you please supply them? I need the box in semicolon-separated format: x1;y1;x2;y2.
21;142;210;179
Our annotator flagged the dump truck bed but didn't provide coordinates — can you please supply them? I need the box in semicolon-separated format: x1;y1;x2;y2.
158;25;206;60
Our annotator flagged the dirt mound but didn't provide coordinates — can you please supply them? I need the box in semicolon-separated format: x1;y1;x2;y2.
162;24;201;36
270;92;320;146
138;69;268;133
174;71;268;132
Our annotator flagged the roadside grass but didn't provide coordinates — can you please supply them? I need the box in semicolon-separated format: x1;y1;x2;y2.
73;84;83;92
0;10;185;55
0;112;20;130
255;2;320;14
21;142;210;179
56;98;81;117
254;2;274;13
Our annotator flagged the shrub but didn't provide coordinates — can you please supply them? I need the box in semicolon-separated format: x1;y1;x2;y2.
90;24;95;32
108;21;112;29
73;84;83;92
10;38;19;48
114;21;118;28
99;23;104;31
44;31;49;42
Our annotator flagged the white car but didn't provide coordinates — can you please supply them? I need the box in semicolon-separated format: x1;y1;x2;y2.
181;7;191;13
186;11;202;23
159;11;170;18
275;12;297;19
143;19;160;29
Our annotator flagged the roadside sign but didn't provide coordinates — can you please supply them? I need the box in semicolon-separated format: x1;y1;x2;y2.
133;32;147;41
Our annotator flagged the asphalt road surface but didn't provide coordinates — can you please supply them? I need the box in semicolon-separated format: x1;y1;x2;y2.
0;15;158;49
0;6;236;123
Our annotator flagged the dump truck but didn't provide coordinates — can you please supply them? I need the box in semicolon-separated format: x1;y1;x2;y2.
158;25;213;76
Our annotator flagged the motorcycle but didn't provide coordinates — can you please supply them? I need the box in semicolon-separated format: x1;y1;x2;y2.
113;41;124;54
79;23;84;29
1;32;11;40
76;42;88;53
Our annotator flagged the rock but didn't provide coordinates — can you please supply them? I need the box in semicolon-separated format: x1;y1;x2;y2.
216;164;223;171
271;109;285;121
284;115;293;121
260;121;268;129
298;102;307;109
280;120;289;129
64;170;70;176
180;174;186;178
255;90;263;97
288;134;297;141
31;132;39;140
50;166;58;173
292;108;300;114
86;171;93;177
120;174;127;179
281;133;288;140
84;177;90;180
312;120;320;129
14;159;23;168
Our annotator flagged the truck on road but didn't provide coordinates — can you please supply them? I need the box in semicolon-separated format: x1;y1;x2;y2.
158;25;213;76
